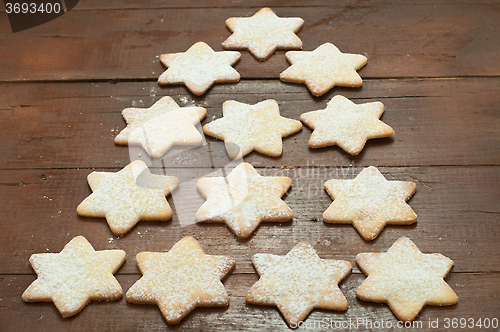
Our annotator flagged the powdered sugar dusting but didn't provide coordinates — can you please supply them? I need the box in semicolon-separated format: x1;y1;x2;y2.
126;236;235;324
324;166;417;241
158;42;241;95
77;161;179;235
203;99;302;159
301;95;393;155
22;236;125;318
115;96;206;158
223;7;304;60
246;242;352;325
280;43;367;96
196;162;293;238
356;237;457;321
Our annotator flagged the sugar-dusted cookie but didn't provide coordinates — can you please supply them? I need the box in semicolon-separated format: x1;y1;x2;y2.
222;7;304;61
300;95;394;155
22;236;126;318
280;43;367;96
196;162;293;239
356;237;458;321
114;96;206;158
126;236;235;324
246;241;352;327
77;160;179;235
203;99;302;159
323;166;417;241
158;42;241;95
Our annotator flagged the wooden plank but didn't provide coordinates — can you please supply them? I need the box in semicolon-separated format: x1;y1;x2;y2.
1;3;499;81
1;78;498;169
3;0;498;11
1;166;498;274
1;273;499;331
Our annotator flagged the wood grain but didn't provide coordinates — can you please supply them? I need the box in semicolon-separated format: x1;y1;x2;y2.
1;2;499;81
1;78;499;169
1;166;498;275
1;0;499;331
1;273;499;332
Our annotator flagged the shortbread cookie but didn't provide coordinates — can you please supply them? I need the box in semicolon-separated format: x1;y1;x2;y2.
203;99;302;159
222;7;304;61
126;236;235;324
77;160;179;235
196;162;293;239
280;43;367;96
114;96;206;158
323;166;417;241
22;236;126;318
158;42;241;95
300;95;394;155
356;237;458;321
246;241;352;327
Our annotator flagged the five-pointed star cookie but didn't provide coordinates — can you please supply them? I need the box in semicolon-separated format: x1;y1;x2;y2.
126;236;235;324
22;236;126;318
300;95;394;155
196;162;293;239
158;42;241;95
323;166;417;241
203;99;302;159
245;241;352;327
114;96;206;158
280;43;367;96
356;237;458;321
222;7;304;61
77;160;179;235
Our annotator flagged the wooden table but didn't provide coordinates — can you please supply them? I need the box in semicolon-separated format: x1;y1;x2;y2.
1;1;499;331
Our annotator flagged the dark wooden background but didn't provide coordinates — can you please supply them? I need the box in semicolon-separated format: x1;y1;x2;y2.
1;1;499;331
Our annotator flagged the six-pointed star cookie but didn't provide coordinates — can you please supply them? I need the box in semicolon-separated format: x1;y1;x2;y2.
196;162;293;239
203;99;302;159
114;96;206;157
245;241;352;327
77;160;179;235
126;236;235;324
356;237;458;321
280;43;367;96
300;95;394;155
323;166;417;241
222;7;304;61
22;236;126;318
158;41;241;95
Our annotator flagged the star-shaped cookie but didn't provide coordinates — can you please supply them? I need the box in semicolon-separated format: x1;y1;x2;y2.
356;237;458;321
323;166;417;241
22;236;126;318
158;41;241;95
245;241;352;327
114;96;206;158
77;160;179;235
203;99;302;159
280;43;367;96
222;7;304;61
126;236;235;324
300;95;394;155
196;162;293;239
